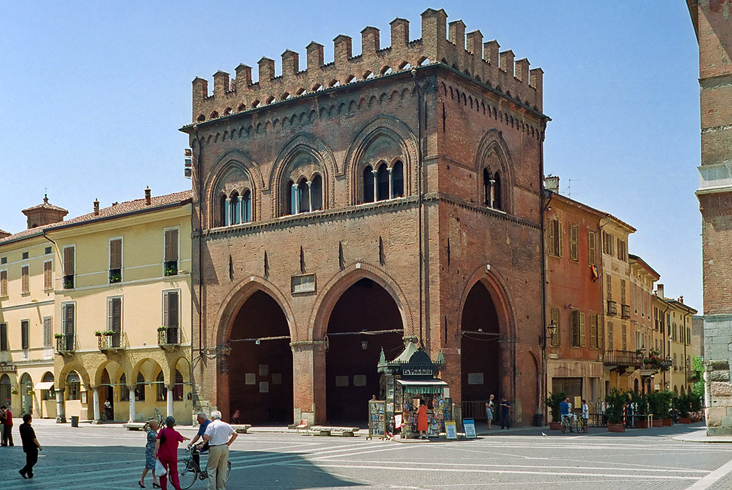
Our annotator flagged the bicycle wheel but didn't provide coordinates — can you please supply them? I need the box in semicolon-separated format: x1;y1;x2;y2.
225;461;231;482
561;420;566;433
178;457;198;490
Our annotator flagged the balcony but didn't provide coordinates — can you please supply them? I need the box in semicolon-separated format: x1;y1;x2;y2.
158;327;180;352
607;300;618;316
604;349;642;372
55;334;75;356
97;332;123;352
621;304;630;319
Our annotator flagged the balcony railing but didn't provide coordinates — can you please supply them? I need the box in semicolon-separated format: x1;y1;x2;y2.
621;304;630;319
604;349;642;368
98;333;122;351
158;327;180;351
55;334;75;355
607;300;618;316
108;268;122;284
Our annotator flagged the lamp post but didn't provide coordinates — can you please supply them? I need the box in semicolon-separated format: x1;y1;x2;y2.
540;320;557;349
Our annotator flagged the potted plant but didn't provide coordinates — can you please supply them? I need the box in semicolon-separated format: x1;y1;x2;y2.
631;392;649;428
648;391;673;426
605;388;627;432
545;391;566;430
54;333;62;339
675;393;692;423
94;331;103;337
157;326;167;332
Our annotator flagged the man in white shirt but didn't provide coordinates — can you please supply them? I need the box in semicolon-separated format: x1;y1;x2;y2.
202;410;238;490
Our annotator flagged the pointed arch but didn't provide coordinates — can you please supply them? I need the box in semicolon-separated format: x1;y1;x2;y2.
203;150;264;228
474;129;514;214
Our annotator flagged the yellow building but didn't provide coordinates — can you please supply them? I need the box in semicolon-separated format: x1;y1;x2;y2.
0;189;193;424
600;215;636;393
628;254;660;393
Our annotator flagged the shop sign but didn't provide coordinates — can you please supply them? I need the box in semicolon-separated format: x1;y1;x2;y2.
463;418;476;439
0;362;16;373
445;420;457;440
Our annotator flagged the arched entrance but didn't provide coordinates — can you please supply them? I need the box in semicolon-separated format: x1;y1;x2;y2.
325;278;404;422
227;290;292;424
0;374;10;407
20;373;33;416
460;281;502;405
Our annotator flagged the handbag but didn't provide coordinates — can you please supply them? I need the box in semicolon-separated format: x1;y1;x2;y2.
155;459;167;477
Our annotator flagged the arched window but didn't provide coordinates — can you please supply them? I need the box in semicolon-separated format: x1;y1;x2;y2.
173;369;184;401
493;172;502;210
0;374;11;406
219;194;229;226
363;165;374;203
376;164;389;201
230;192;240;225
483;168;491;206
136;372;146;402
297;177;310;213
41;372;54;401
242;190;252;223
391;161;404;198
311;175;323;211
287;180;297;215
119;373;129;401
66;371;81;401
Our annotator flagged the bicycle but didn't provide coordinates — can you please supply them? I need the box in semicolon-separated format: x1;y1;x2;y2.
575;417;588;433
178;446;231;489
100;407;112;422
560;415;574;433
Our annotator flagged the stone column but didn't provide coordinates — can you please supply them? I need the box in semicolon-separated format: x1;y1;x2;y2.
224;197;231;226
92;387;101;423
55;388;66;423
292;184;299;214
291;340;327;425
387;167;393;199
371;170;378;201
167;386;174;418
128;386;136;423
307;181;313;213
489;179;496;208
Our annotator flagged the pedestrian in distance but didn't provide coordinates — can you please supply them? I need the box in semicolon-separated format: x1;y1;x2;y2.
500;397;511;429
203;410;238;490
416;399;429;439
154;416;189;490
485;394;495;430
18;413;42;479
139;419;160;489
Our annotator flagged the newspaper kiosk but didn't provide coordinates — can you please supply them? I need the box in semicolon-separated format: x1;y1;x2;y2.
376;342;450;439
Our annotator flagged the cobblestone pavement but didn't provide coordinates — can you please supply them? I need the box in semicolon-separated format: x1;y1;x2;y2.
0;421;731;489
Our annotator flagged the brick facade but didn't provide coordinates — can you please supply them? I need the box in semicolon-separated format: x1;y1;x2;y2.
182;9;548;426
688;0;732;435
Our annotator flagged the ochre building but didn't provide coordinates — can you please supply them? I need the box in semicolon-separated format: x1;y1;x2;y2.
182;9;549;426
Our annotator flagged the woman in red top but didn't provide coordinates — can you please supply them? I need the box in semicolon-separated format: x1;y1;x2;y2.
154;416;188;490
416;400;428;439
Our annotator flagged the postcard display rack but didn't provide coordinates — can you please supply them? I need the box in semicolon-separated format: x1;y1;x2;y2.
375;342;449;439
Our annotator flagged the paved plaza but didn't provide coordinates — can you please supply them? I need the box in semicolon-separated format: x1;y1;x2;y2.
1;421;731;489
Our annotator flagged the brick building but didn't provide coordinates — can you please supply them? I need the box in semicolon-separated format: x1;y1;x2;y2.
688;0;732;434
181;9;549;426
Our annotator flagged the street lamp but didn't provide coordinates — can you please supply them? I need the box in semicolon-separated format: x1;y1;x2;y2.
540;320;557;349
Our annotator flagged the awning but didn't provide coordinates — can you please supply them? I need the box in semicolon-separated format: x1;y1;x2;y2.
34;381;54;390
396;379;448;394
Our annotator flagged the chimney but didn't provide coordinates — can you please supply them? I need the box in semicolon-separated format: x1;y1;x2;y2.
145;187;151;206
93;199;100;216
656;284;665;299
679;295;684;304
545;175;559;193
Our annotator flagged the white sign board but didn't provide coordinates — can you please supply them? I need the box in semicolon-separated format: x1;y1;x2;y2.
463;418;477;439
445;420;457;440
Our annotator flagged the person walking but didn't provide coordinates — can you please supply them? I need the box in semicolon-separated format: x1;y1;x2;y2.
139;419;160;488
18;414;42;479
500;397;511;429
485;394;495;430
154;416;188;490
203;410;238;490
1;406;13;446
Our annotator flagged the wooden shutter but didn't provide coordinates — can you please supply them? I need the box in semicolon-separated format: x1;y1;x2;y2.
0;270;6;296
63;247;75;276
580;312;586;347
164;229;178;263
570;225;578;261
548;219;556;256
588;231;596;266
109;239;122;269
0;323;6;351
558;221;564;257
21;320;29;350
108;298;121;334
589;314;597;349
43;317;52;349
44;261;52;290
571;310;579;347
168;291;179;328
63;304;75;335
21;265;29;293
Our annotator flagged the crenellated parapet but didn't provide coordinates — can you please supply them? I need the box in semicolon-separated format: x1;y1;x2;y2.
191;8;544;124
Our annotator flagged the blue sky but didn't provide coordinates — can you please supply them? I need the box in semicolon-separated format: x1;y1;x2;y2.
0;2;702;309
